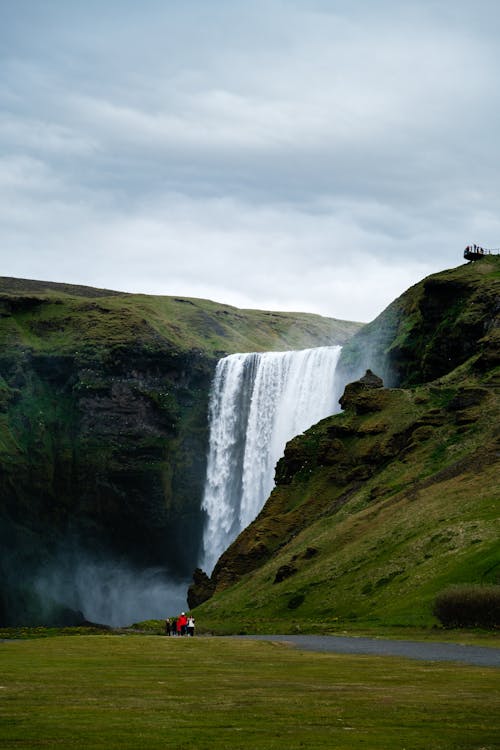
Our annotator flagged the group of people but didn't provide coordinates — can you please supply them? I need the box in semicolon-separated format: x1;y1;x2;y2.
463;244;499;261
165;612;195;636
466;244;488;254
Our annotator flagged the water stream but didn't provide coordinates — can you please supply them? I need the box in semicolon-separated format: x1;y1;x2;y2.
201;346;342;573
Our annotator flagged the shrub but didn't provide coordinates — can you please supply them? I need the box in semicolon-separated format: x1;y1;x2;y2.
433;585;500;629
273;564;297;584
287;594;305;610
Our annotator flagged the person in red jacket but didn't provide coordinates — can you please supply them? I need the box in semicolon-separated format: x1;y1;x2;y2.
177;612;188;636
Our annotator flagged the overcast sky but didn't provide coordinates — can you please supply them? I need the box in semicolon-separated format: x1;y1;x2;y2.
1;1;499;322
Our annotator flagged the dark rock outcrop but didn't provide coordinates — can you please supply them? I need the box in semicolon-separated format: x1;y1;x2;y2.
273;563;298;583
187;568;216;609
339;369;384;413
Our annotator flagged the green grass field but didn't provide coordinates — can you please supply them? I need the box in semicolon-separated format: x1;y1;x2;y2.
1;635;498;749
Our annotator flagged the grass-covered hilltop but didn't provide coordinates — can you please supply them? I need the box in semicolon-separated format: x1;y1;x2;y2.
0;276;360;626
193;257;500;632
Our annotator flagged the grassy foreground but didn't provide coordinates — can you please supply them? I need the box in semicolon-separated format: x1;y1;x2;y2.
0;635;498;749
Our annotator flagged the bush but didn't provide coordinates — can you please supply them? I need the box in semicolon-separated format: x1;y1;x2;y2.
433;585;500;629
287;594;305;610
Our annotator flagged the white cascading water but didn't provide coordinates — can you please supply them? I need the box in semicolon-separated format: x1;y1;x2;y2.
201;345;342;573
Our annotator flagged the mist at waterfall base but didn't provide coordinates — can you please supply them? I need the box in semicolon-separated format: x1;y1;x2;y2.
33;551;188;627
201;345;342;573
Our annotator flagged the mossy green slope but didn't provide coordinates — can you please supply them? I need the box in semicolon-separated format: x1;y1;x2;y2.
0;276;361;355
195;259;500;632
336;257;500;387
0;276;361;626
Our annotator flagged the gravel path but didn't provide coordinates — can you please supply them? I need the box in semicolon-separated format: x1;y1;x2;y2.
233;634;500;667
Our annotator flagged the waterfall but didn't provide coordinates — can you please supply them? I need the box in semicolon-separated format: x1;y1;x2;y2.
201;345;342;573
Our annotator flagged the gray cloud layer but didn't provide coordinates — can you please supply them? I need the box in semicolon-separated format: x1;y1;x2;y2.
1;1;499;320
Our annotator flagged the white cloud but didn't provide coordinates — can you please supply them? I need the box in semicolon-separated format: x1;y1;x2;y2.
0;114;97;156
0;1;499;322
66;15;493;161
0;178;454;320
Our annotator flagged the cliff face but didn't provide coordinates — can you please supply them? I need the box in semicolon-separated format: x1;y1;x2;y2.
0;277;361;625
336;258;500;387
194;258;500;630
